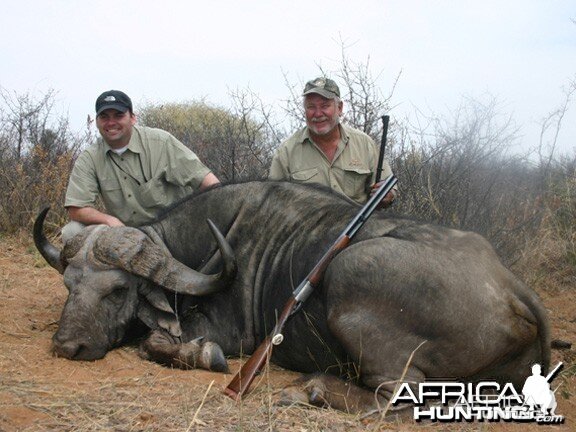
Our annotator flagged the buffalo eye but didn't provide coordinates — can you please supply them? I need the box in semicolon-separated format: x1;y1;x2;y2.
103;286;128;306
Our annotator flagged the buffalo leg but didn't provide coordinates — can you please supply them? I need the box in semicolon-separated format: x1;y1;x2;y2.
277;373;415;416
320;243;429;413
139;330;229;372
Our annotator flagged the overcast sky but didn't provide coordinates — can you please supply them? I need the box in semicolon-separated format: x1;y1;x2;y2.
2;1;575;155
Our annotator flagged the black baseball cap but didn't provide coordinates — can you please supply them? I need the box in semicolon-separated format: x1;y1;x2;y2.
95;90;133;115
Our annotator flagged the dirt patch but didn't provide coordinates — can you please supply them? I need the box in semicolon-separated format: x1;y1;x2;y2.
0;234;574;431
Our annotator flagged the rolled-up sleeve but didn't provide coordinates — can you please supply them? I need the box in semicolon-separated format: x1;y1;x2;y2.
64;152;99;208
268;146;290;181
164;134;211;188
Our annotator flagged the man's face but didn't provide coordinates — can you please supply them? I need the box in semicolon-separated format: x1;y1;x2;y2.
304;94;343;136
96;109;136;148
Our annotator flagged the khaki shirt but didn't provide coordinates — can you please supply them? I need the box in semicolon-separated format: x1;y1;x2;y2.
269;124;394;203
65;125;211;226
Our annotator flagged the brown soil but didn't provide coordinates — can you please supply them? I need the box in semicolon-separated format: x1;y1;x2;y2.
0;234;574;431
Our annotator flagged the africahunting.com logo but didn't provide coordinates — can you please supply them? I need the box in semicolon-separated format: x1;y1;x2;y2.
391;362;564;424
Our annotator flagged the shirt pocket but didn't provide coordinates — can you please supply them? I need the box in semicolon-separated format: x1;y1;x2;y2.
100;177;122;191
99;178;124;213
342;167;372;202
139;176;167;210
99;178;123;201
291;167;319;183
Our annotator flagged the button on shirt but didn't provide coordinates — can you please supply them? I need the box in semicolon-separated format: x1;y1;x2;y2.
268;124;394;204
65;125;211;226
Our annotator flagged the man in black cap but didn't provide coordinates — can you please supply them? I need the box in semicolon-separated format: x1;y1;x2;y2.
63;90;219;239
269;77;396;206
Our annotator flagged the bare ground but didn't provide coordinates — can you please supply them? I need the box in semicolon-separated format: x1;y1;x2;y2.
0;234;574;431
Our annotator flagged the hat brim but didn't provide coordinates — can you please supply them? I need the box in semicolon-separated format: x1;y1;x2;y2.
302;88;338;99
96;104;129;115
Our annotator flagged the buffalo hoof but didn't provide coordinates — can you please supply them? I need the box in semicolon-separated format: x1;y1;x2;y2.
178;339;229;372
200;341;229;373
276;385;322;407
276;373;393;414
140;330;229;372
277;375;328;408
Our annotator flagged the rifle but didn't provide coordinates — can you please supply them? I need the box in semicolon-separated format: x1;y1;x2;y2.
375;115;390;183
224;174;398;400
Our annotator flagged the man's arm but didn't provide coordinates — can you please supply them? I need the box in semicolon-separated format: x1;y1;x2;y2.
198;172;220;190
162;133;221;190
370;183;397;208
67;206;124;227
65;152;125;226
268;146;290;181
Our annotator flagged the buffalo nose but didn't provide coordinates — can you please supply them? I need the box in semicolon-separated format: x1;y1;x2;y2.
52;337;83;359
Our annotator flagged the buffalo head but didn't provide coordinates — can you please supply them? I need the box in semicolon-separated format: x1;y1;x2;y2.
34;207;237;361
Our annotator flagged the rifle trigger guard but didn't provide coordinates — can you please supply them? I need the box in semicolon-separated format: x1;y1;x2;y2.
290;301;303;316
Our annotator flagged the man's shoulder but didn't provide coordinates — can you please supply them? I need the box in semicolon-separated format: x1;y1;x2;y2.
280;126;309;149
133;125;187;152
134;125;172;140
77;139;106;160
341;123;374;144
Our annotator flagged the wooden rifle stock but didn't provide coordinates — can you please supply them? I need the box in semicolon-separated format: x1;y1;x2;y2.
224;175;398;400
223;296;298;400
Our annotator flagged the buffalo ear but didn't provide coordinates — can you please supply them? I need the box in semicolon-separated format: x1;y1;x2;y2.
139;282;174;314
137;283;182;338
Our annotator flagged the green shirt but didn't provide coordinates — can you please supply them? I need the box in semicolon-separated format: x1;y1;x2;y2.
65;125;211;226
268;124;394;203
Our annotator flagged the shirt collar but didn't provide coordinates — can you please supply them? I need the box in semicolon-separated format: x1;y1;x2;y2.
301;123;349;145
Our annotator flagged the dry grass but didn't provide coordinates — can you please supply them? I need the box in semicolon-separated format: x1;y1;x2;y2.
0;147;73;233
513;186;576;295
0;360;398;431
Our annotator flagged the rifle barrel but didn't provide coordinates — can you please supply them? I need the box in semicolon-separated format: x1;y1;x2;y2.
376;115;390;183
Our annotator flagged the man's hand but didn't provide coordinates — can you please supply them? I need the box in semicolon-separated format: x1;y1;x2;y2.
104;215;125;227
370;181;396;208
199;172;220;190
67;206;125;227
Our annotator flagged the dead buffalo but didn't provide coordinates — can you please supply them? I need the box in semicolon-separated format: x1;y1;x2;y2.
34;181;550;413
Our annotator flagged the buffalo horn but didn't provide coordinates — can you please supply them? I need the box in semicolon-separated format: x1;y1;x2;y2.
33;207;65;274
95;219;237;296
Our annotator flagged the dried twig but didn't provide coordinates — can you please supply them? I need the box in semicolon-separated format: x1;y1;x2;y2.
186;379;214;431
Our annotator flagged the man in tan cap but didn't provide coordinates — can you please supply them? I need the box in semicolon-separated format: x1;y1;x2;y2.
269;77;396;206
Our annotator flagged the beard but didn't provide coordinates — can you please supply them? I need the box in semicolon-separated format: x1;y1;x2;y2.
307;113;340;136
